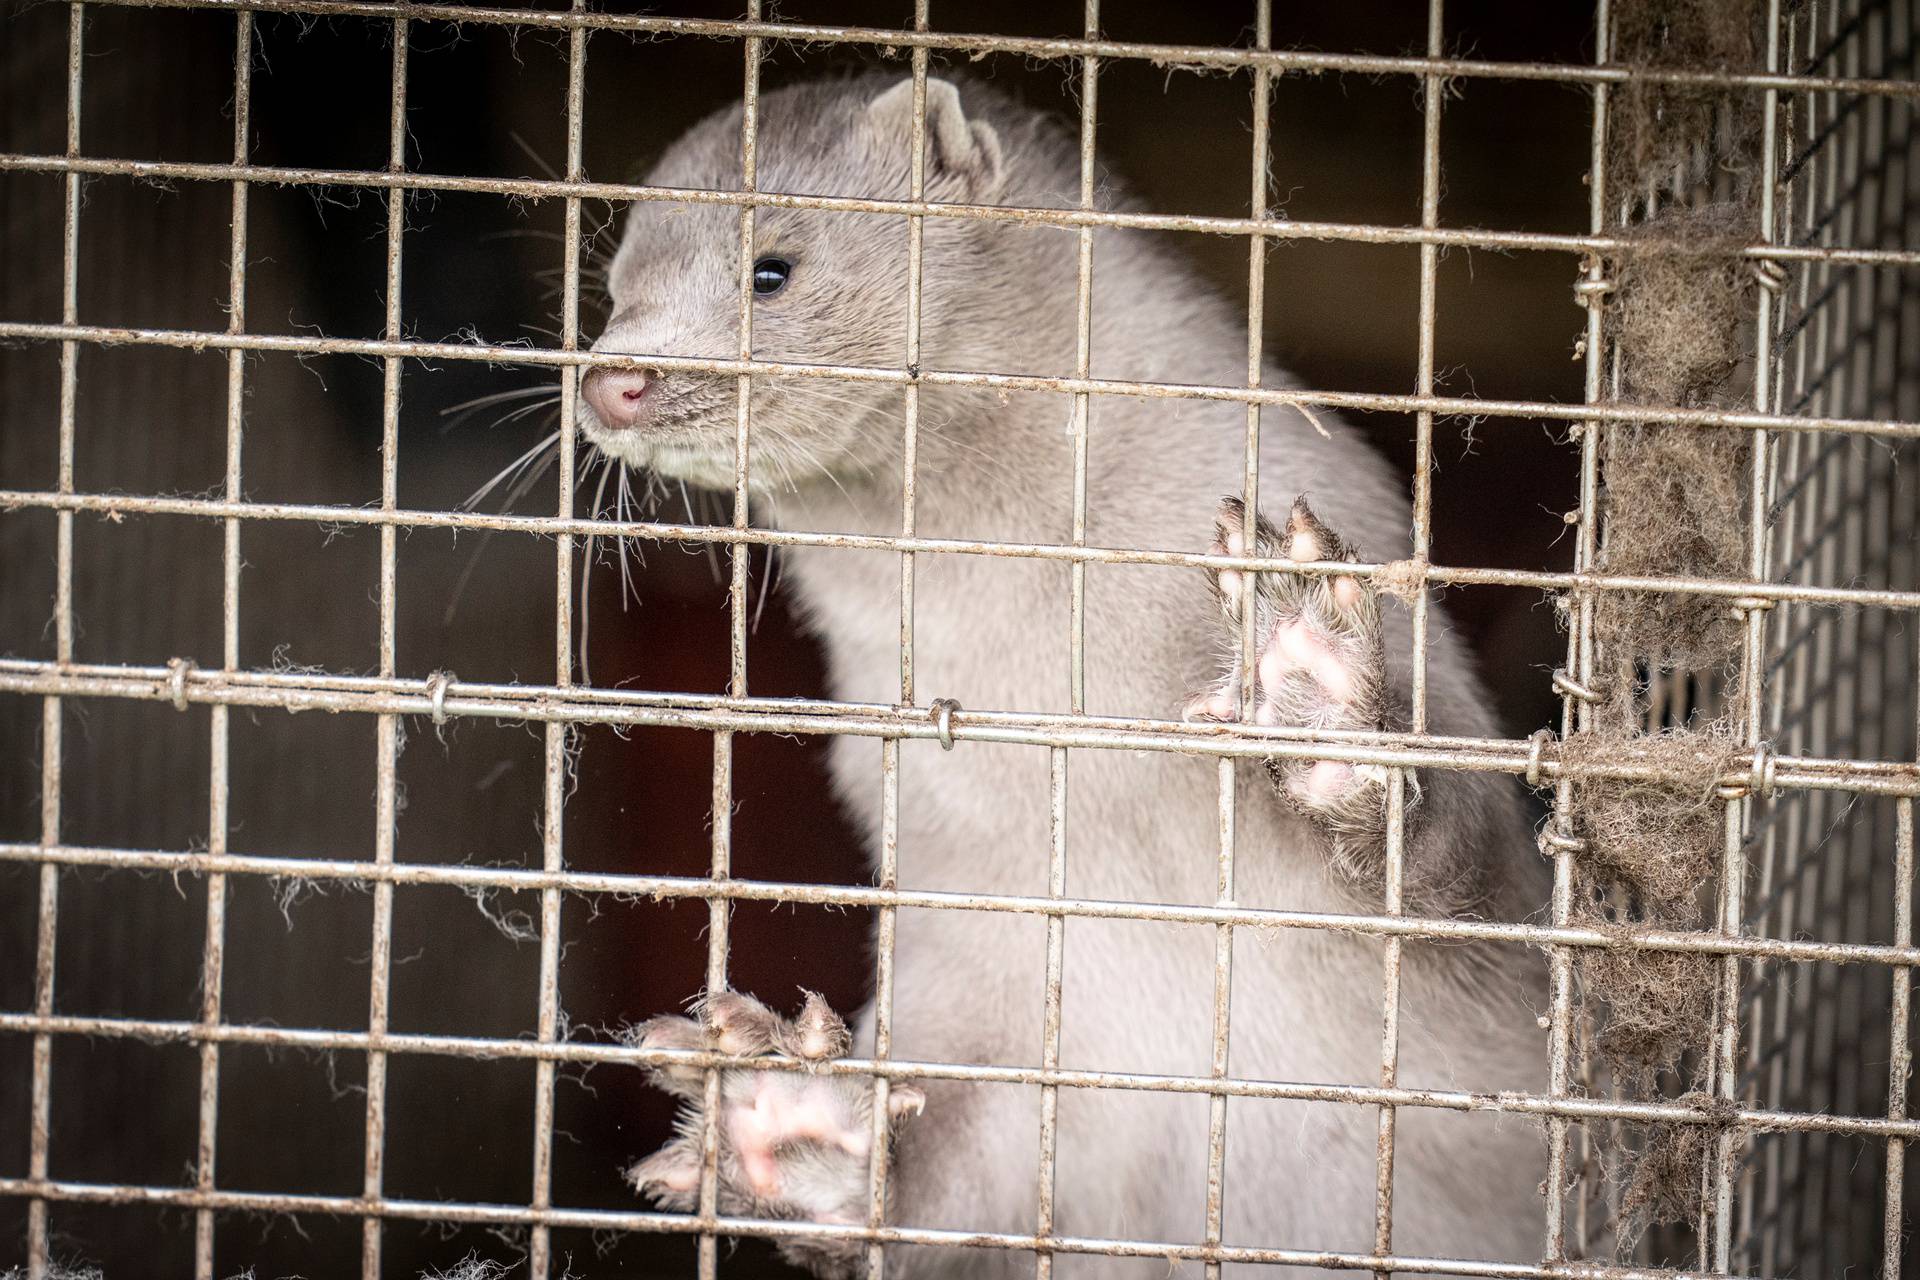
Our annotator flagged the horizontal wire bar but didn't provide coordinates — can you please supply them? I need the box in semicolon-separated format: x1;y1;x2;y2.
1;321;1918;442
1;658;1916;795
0;1173;1775;1280
5;151;1920;269
58;0;1920;101
4;840;1916;969
3;491;1919;616
1;657;1912;795
0;1010;1913;1141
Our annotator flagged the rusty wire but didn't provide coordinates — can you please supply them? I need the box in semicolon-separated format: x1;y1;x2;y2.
3;1;1919;1279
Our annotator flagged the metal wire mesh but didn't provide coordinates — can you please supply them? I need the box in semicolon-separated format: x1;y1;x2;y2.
1733;3;1920;1275
0;2;1916;1278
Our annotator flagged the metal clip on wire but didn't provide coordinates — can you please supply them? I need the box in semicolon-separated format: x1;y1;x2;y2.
426;670;456;727
1550;669;1606;705
929;698;961;751
165;657;195;712
1720;742;1778;802
1525;728;1556;789
1749;257;1789;293
1538;826;1589;855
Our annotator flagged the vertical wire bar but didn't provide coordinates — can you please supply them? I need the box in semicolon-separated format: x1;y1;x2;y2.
1752;181;1796;1240
727;15;760;705
697;16;761;1278
698;714;732;1280
1405;2;1443;729
1371;5;1444;1271
1713;3;1786;1266
1749;12;1811;1228
1034;746;1067;1280
1543;0;1610;1260
1043;5;1102;1269
27;9;84;1276
1027;21;1097;1262
361;19;408;1279
528;9;587;1278
1888;17;1918;1266
1886;799;1914;1279
1816;11;1866;1264
896;4;928;714
1235;1;1271;705
1067;0;1098;717
1790;22;1838;1259
1761;15;1810;1265
867;13;933;1277
192;15;252;1277
1209;7;1270;1274
1203;750;1235;1280
869;741;900;1278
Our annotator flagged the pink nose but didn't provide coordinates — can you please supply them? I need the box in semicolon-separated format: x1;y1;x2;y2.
582;367;655;430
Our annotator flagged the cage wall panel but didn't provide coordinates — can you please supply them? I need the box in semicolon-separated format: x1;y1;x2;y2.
0;2;1916;1279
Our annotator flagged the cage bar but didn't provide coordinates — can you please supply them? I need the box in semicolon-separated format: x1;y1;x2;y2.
2;1;1916;1276
36;0;1920;102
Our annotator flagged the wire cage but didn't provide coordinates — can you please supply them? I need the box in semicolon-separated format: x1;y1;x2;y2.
1722;3;1919;1273
1560;2;1920;1275
0;1;1916;1278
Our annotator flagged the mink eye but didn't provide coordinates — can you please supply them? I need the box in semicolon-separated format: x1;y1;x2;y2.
752;256;792;297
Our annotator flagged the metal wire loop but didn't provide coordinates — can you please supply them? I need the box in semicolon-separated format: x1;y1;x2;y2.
1526;727;1555;789
1573;276;1615;308
426;670;455;727
1749;257;1790;293
1550;669;1607;704
165;657;196;712
1538;827;1589;855
1749;742;1778;801
929;698;961;751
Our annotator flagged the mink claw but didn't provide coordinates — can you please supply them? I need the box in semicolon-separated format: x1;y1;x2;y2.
781;988;853;1061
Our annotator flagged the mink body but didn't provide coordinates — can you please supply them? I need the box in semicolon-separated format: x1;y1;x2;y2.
582;75;1551;1278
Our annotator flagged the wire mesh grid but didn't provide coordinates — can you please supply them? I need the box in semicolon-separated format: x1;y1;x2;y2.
0;1;1917;1278
1731;2;1920;1274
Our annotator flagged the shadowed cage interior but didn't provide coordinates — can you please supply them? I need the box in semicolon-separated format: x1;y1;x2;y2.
0;0;1916;1277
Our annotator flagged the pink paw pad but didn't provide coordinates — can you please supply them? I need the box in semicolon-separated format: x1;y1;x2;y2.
728;1081;867;1196
1196;495;1403;834
628;991;926;1234
1300;760;1354;800
1260;619;1355;704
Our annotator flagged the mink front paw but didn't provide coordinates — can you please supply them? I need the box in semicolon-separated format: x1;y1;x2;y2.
1188;496;1412;854
627;990;923;1277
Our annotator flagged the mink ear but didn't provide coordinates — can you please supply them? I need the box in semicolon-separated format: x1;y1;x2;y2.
868;76;1005;197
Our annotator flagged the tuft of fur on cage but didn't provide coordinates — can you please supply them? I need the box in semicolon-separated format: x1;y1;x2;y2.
1564;728;1740;922
1563;727;1739;1113
1594;205;1759;675
1610;205;1756;408
1555;0;1776;1258
1593;425;1750;674
1614;1091;1749;1252
1606;0;1760;211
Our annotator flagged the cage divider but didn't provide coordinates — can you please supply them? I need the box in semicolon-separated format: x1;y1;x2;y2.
189;10;253;1277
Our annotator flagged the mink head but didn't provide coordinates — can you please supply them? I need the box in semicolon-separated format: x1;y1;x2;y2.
579;74;1081;495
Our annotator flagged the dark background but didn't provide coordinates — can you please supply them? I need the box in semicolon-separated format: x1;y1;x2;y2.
0;1;1597;1274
